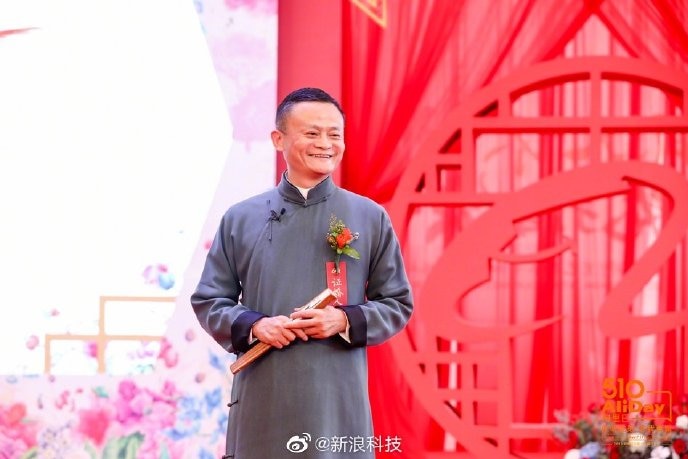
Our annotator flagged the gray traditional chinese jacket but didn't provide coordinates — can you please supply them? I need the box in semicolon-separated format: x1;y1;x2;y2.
191;174;413;458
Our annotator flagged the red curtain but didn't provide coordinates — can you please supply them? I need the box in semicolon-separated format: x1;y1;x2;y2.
341;0;590;204
341;0;688;456
341;0;465;203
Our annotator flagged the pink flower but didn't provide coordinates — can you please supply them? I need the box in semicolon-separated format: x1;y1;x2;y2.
0;403;37;451
136;435;160;459
0;403;26;427
84;341;98;358
118;380;139;401
168;441;186;459
129;391;154;418
161;380;177;398
54;391;70;409
25;335;39;350
0;434;29;459
77;407;111;445
158;338;179;368
148;400;176;428
114;382;147;427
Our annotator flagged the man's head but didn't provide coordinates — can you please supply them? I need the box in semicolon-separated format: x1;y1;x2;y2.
272;88;345;188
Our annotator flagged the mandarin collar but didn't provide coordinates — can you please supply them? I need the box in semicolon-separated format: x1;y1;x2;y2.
278;172;337;206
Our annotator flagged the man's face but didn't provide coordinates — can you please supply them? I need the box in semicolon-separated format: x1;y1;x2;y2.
271;101;345;188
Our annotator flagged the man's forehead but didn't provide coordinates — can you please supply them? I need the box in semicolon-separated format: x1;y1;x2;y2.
301;123;343;130
287;101;343;121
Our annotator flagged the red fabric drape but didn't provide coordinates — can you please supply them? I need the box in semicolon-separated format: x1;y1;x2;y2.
340;0;688;457
600;0;688;65
341;0;590;204
341;0;465;203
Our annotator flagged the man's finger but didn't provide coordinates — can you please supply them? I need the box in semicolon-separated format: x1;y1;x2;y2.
275;315;293;324
293;328;309;341
277;334;291;346
290;309;318;320
282;329;297;342
284;318;318;329
304;328;325;338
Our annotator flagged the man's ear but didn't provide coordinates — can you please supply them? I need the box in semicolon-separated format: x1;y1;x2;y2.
270;130;283;151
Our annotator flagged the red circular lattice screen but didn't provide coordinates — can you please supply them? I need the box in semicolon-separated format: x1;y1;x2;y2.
387;56;688;457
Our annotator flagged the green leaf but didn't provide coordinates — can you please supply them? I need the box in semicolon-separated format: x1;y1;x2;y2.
93;386;109;398
122;433;144;459
336;248;342;254
85;442;98;459
102;433;143;459
19;447;37;459
341;247;360;259
101;438;119;459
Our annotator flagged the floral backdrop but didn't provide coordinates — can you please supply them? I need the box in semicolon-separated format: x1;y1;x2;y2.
553;399;688;459
0;340;238;458
0;0;276;457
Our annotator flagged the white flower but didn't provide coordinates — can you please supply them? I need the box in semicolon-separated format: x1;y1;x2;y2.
563;449;581;459
676;414;688;430
61;449;92;459
650;445;679;459
628;432;647;453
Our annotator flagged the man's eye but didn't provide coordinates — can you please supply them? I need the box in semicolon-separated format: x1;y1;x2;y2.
305;132;318;137
329;134;341;139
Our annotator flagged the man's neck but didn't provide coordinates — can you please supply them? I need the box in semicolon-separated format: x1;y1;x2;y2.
294;185;310;199
285;172;328;189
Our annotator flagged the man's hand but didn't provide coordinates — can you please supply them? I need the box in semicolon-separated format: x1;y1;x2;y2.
252;316;309;349
285;306;347;339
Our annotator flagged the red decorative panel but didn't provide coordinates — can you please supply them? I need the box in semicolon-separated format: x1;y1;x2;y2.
387;57;688;457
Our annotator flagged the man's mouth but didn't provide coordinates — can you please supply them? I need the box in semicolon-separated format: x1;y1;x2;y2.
309;154;333;158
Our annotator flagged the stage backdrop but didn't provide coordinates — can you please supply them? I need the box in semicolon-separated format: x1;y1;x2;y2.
333;0;688;457
2;1;688;458
0;0;276;457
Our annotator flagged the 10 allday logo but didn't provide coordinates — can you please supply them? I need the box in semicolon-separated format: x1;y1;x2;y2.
601;377;672;421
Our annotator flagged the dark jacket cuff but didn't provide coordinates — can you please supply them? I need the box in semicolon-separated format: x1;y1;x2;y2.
339;305;367;347
231;310;267;354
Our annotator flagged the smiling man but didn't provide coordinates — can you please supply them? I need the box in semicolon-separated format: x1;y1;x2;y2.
191;87;413;458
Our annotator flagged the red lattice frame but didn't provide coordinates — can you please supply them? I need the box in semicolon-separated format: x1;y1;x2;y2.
388;56;688;457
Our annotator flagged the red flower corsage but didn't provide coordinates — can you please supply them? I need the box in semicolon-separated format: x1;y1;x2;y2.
327;215;360;274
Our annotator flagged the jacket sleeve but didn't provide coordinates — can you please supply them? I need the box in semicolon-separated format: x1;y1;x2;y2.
190;215;266;354
340;209;413;347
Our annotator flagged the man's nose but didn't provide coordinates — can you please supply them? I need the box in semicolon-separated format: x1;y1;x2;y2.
315;134;332;149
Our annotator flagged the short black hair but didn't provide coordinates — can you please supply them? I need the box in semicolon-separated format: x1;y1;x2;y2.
275;87;344;131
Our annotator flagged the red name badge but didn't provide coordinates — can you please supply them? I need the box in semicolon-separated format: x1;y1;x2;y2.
325;261;348;305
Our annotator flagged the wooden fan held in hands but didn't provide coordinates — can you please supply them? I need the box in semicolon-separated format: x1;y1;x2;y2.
229;289;338;374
